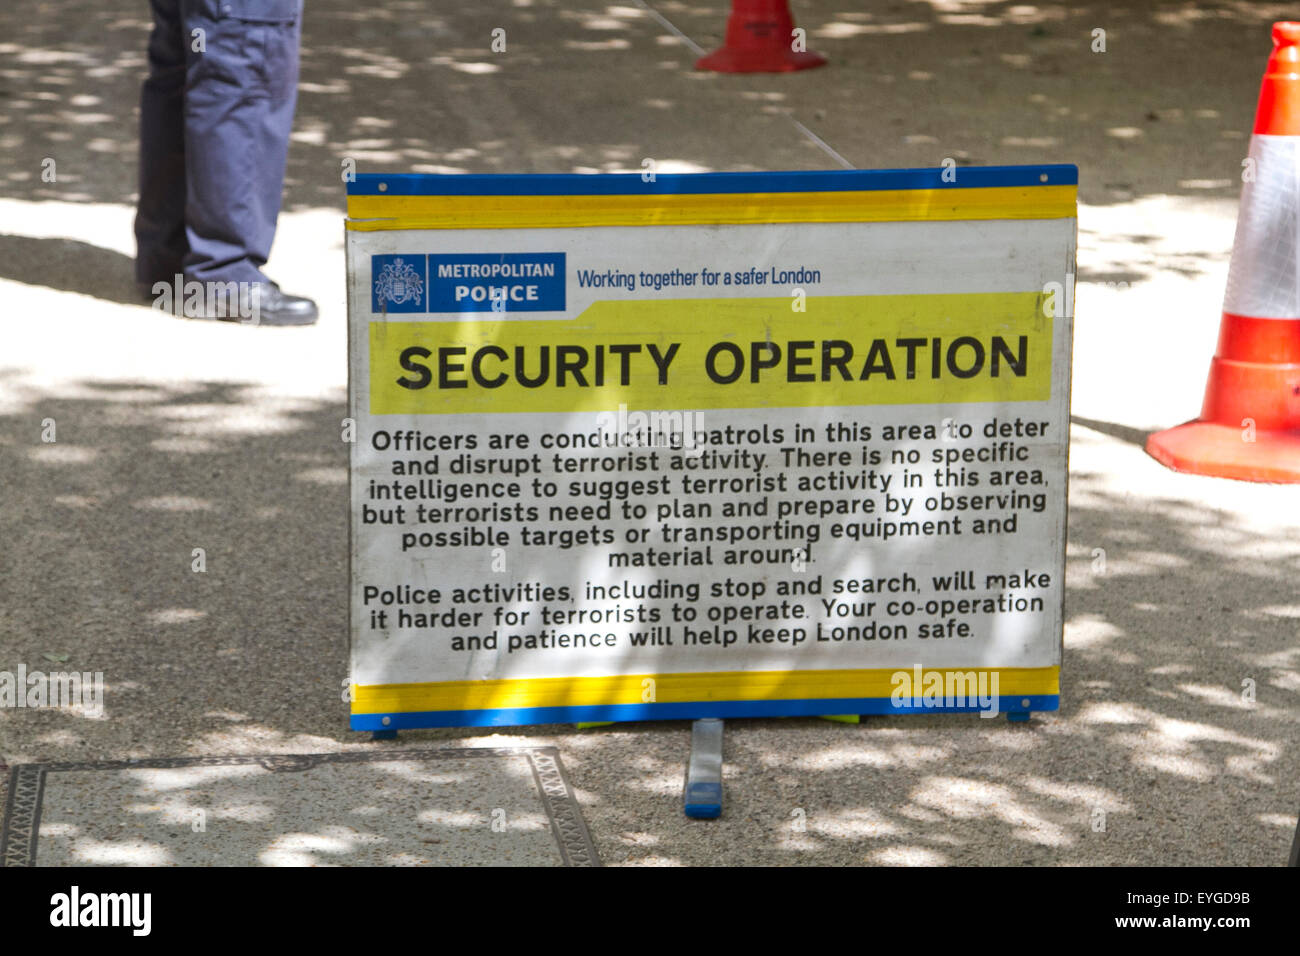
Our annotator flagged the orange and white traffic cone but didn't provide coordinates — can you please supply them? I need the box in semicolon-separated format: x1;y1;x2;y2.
695;0;826;73
1146;22;1300;482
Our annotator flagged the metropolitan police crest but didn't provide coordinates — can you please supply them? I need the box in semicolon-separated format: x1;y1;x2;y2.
374;257;424;306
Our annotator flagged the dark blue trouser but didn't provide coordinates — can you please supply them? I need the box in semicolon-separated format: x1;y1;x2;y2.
135;0;302;286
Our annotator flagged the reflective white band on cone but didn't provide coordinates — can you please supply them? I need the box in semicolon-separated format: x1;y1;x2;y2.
1223;134;1300;318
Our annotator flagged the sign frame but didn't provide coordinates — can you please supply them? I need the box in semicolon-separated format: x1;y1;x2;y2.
345;165;1078;730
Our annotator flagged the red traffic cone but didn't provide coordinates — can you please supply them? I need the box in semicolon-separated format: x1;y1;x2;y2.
1146;22;1300;482
695;0;827;73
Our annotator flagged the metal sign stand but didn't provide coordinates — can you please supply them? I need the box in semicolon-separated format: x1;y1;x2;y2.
1289;807;1299;866
683;718;724;819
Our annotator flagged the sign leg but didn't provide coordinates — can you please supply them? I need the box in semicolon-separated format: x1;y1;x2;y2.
684;718;724;819
1289;806;1300;867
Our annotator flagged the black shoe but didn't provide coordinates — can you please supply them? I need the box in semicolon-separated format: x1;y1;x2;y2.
239;282;319;327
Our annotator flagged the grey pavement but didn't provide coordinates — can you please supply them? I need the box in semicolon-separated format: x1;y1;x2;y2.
1;0;1298;866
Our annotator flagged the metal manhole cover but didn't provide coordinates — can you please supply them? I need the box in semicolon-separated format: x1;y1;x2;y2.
0;747;598;867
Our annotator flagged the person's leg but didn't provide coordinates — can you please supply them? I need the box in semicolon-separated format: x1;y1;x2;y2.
249;12;301;279
179;0;301;286
134;0;188;287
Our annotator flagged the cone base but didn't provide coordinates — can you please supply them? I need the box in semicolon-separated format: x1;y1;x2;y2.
695;47;827;73
1146;420;1300;483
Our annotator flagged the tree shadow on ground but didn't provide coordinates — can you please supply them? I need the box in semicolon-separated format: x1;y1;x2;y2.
0;0;1283;210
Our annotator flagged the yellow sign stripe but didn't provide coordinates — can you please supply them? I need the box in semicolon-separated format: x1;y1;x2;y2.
352;666;1059;714
368;293;1053;415
346;186;1077;231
